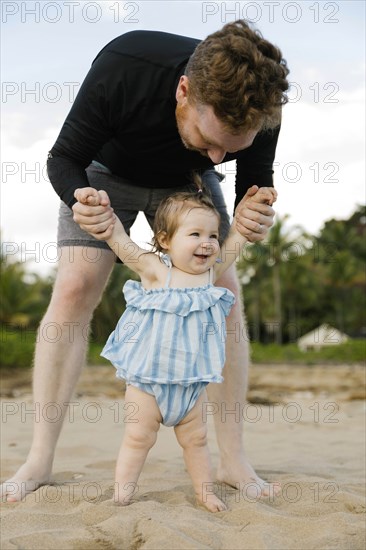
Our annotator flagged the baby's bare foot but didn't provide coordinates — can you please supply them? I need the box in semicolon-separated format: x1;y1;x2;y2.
113;481;138;506
197;493;227;513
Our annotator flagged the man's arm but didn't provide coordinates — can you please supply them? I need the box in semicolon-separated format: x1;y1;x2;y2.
234;126;280;242
235;126;280;203
47;51;123;208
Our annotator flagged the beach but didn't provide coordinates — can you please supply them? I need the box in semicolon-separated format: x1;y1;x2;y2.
1;364;365;550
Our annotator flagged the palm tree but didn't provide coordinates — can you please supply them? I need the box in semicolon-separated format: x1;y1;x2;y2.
315;210;366;334
91;263;139;343
238;215;310;344
266;215;309;343
0;243;53;328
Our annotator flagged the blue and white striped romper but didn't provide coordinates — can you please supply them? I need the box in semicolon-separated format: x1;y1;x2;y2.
101;255;235;426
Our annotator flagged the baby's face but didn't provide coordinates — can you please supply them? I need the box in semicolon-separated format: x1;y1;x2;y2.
166;208;220;275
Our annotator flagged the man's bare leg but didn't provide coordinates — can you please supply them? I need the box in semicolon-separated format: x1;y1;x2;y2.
0;246;115;502
208;264;281;498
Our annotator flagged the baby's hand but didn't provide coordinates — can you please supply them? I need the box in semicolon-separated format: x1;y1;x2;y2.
251;186;277;206
73;187;115;240
74;187;110;206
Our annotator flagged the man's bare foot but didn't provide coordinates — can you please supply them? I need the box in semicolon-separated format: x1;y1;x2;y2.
0;462;51;502
217;457;281;500
197;493;227;513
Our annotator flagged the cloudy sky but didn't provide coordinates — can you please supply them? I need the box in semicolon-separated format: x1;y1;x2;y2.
1;0;365;274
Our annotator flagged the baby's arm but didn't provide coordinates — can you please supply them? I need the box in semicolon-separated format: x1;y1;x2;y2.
214;186;277;281
74;188;159;280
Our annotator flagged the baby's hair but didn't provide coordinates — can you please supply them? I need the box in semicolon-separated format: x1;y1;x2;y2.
152;173;222;253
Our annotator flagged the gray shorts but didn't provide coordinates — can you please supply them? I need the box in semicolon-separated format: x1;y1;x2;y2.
57;163;231;253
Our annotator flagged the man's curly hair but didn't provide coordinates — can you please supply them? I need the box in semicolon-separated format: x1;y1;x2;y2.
185;19;290;133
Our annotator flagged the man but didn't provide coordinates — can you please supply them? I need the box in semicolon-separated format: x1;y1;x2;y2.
1;20;289;501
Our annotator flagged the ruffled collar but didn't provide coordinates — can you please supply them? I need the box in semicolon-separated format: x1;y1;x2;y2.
123;279;235;317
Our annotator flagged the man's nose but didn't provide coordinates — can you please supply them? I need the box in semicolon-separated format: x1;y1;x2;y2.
207;148;226;164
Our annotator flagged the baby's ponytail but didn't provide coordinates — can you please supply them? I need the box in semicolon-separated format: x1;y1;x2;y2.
191;171;216;208
191;171;204;194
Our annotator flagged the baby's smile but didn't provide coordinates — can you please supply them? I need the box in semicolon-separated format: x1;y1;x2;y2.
193;253;211;262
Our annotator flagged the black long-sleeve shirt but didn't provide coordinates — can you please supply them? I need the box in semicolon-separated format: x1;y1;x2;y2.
47;30;280;209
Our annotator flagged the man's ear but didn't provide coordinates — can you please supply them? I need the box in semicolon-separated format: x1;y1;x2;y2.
157;231;170;250
176;75;189;103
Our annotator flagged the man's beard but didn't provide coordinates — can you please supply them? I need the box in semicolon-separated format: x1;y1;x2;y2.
175;103;209;158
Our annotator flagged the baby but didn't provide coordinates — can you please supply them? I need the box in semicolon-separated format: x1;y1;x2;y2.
75;184;276;512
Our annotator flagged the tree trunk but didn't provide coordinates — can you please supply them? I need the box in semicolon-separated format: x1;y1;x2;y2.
273;263;282;344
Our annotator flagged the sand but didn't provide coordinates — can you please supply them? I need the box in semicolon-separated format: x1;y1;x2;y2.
1;364;365;550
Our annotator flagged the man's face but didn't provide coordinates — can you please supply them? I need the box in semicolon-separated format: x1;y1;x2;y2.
175;76;258;165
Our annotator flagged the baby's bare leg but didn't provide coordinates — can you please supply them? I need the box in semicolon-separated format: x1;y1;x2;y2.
174;390;226;513
114;385;161;505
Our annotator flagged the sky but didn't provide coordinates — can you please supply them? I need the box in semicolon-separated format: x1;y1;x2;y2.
1;0;365;274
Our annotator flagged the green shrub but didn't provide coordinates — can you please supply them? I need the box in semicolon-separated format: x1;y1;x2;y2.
1;329;364;369
87;342;112;366
0;330;36;368
250;339;365;364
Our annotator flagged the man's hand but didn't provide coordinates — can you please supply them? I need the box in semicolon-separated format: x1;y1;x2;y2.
72;187;116;240
235;185;277;242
